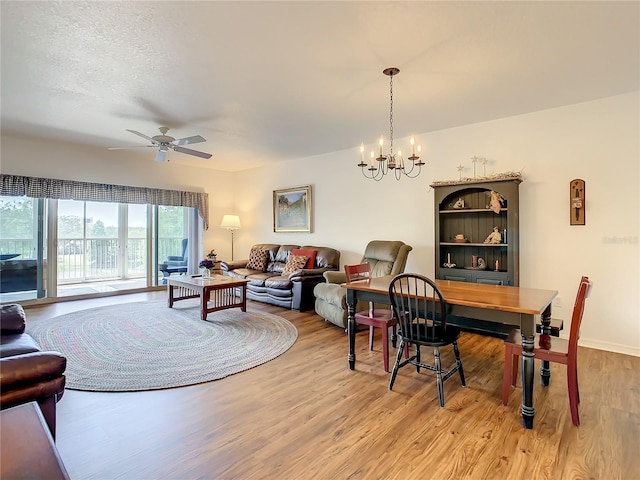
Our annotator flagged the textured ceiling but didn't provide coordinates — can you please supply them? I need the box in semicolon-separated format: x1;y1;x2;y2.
1;1;638;171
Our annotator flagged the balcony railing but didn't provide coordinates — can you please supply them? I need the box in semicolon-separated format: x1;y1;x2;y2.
0;237;185;284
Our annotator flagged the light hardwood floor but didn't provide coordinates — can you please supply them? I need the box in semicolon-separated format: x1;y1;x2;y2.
22;292;640;480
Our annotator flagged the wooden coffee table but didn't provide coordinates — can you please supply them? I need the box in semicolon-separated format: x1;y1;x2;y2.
167;275;249;320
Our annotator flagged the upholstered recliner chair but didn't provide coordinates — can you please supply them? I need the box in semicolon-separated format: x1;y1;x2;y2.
159;238;188;283
313;240;413;330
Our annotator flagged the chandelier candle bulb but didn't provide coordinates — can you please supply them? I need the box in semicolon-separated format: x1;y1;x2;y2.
410;137;415;156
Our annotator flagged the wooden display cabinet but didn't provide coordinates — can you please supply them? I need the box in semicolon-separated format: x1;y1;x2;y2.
432;176;521;286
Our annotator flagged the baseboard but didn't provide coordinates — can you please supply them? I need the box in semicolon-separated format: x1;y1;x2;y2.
579;338;640;357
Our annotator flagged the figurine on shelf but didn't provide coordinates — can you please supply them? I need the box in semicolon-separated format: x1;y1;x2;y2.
453;198;465;209
464;256;486;270
484;226;502;244
489;191;504;214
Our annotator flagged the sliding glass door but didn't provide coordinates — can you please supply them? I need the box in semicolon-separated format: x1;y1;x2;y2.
0;196;197;302
0;195;46;301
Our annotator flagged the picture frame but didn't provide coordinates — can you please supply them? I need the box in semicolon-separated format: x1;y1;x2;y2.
273;185;312;233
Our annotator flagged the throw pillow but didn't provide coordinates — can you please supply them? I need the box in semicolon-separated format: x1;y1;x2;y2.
291;248;317;269
282;254;308;276
246;248;269;271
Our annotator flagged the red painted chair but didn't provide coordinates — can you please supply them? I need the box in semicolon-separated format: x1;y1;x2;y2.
344;263;398;372
502;276;592;426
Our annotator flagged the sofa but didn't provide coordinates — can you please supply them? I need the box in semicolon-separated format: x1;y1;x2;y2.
314;240;413;330
220;244;340;311
0;304;67;438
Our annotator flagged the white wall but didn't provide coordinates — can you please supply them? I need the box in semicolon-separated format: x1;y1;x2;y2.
2;92;638;355
232;92;640;356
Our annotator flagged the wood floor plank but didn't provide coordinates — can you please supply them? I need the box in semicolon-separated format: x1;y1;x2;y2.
15;292;640;479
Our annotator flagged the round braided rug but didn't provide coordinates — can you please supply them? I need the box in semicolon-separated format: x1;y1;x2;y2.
28;300;297;392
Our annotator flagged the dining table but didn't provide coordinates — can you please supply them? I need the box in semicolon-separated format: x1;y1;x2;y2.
343;276;558;429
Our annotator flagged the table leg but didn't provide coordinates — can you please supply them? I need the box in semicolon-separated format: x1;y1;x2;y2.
539;305;552;386
168;284;174;308
347;289;356;370
521;333;535;429
200;290;208;321
241;284;247;312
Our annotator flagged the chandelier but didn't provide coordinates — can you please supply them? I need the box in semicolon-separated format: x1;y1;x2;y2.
358;67;424;181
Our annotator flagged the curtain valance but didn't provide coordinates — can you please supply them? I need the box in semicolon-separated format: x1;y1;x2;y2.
0;174;209;229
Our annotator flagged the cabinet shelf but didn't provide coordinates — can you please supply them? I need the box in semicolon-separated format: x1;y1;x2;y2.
441;242;507;247
440;208;507;214
442;267;504;273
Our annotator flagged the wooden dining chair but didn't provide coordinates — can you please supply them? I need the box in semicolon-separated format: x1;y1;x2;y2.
344;263;397;372
502;276;592;426
388;273;466;407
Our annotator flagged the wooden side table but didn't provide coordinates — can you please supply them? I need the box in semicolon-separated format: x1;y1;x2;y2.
1;402;70;480
210;260;223;275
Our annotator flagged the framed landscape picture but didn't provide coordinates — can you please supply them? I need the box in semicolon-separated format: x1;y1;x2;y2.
273;185;312;233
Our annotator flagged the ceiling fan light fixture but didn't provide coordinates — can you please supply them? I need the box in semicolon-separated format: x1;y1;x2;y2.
111;126;213;161
155;148;168;163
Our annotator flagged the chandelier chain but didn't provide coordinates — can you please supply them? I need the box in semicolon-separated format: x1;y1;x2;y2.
389;73;394;154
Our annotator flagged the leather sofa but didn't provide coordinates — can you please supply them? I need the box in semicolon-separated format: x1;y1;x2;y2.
220;244;340;311
314;240;413;330
0;304;66;438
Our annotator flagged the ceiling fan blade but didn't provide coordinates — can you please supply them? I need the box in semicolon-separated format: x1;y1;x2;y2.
173;135;206;146
173;146;212;159
126;129;155;142
155;149;168;163
108;145;155;150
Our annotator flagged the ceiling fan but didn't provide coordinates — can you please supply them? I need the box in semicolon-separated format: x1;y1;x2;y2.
108;127;212;162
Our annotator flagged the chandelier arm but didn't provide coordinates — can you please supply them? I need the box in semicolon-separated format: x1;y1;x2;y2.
403;164;423;179
361;165;385;181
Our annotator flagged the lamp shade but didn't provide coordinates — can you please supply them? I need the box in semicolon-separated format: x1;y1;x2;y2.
220;214;241;230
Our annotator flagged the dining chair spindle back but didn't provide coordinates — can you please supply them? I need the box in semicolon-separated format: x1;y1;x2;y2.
388;273;466;407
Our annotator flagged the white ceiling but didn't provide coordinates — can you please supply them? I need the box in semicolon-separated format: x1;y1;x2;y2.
1;1;638;171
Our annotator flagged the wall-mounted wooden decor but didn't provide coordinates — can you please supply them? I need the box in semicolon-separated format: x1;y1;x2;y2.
570;179;585;225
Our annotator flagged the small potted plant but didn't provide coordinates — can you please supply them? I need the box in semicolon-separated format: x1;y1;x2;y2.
199;249;217;278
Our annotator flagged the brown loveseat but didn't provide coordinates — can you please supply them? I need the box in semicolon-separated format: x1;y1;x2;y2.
0;304;66;438
220;244;340;311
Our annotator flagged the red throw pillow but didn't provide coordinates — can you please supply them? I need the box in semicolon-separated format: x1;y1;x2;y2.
292;249;317;269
